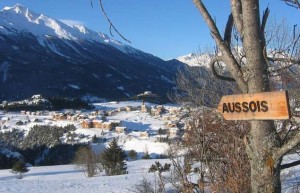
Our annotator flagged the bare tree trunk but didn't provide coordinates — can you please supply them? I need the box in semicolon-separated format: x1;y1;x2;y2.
192;0;300;192
246;121;282;192
241;1;282;192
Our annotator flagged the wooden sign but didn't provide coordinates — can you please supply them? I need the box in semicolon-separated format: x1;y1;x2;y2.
217;91;290;120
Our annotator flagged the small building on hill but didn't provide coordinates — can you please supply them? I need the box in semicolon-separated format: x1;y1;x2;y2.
140;131;149;138
115;126;127;133
82;119;93;128
141;104;150;113
92;119;103;128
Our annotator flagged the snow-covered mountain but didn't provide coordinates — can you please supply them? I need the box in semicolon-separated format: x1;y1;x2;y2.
0;4;139;55
0;4;186;102
177;53;213;67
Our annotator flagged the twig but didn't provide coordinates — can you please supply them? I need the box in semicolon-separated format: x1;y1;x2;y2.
98;0;131;43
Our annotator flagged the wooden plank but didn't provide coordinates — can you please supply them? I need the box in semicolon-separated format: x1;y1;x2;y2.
217;91;291;120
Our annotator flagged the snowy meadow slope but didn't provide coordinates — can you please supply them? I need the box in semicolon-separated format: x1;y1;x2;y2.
0;160;172;193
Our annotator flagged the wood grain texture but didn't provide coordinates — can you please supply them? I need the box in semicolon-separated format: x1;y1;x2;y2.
217;91;291;120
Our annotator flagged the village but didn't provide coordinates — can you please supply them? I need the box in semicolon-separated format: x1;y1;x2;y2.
0;98;191;146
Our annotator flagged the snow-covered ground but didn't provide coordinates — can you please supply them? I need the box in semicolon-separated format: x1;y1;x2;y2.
0;159;170;193
0;157;298;193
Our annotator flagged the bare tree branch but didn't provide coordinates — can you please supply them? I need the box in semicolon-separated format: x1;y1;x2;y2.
274;131;300;160
193;0;248;93
231;0;244;38
280;123;296;146
269;57;300;65
210;57;236;82
192;0;223;43
261;7;270;32
261;7;270;74
267;56;300;75
280;160;300;170
291;31;300;55
98;0;131;43
224;14;234;47
283;0;300;9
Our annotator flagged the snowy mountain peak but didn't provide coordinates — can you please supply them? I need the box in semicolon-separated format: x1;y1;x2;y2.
3;4;28;13
73;25;88;34
177;53;212;67
3;4;40;22
0;4;138;54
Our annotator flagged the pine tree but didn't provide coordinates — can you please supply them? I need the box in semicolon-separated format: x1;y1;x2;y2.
99;138;127;176
11;159;29;179
128;150;138;161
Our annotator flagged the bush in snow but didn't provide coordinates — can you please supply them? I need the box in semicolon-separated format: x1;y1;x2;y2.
99;138;127;176
10;159;29;179
148;161;171;173
128;150;138;161
73;145;101;177
142;151;151;159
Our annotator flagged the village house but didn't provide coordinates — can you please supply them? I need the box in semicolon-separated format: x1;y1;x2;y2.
67;114;74;121
53;113;67;120
118;107;126;112
168;127;179;138
162;115;179;121
36;111;43;116
115;126;127;133
140;131;149;138
156;105;166;113
164;121;177;129
69;115;78;122
151;105;166;116
125;106;133;112
98;110;107;116
82;119;93;128
109;120;121;129
169;107;181;114
141;104;150;113
101;122;114;130
90;111;98;116
108;110;118;116
77;114;89;122
92;119;103;128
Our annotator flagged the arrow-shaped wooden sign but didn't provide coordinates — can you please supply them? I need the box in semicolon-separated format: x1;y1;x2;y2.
217;91;291;120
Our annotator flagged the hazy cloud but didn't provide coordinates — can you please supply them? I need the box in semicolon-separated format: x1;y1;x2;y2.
59;19;85;26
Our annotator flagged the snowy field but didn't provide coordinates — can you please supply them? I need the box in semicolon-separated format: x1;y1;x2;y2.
0;159;170;193
0;157;298;193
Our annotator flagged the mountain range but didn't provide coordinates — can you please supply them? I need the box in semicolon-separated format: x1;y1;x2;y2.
0;4;190;102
